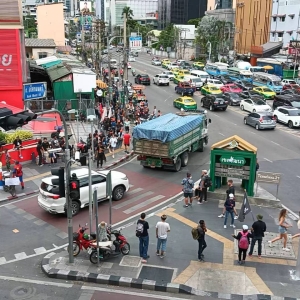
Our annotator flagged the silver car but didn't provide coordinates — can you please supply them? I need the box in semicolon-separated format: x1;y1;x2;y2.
244;112;276;130
152;59;161;66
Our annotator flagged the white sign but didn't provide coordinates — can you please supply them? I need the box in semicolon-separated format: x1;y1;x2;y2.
129;36;142;52
96;89;103;96
73;72;96;93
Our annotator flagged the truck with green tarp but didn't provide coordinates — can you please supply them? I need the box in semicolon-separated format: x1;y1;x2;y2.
132;111;210;171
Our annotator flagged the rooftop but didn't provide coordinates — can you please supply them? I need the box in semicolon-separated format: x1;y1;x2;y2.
25;38;56;48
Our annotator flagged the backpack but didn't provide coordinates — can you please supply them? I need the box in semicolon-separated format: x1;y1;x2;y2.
238;232;249;249
204;176;212;188
191;227;199;240
136;222;144;237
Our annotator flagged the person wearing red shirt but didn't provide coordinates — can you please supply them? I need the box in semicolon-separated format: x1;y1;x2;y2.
13;161;24;190
123;131;131;154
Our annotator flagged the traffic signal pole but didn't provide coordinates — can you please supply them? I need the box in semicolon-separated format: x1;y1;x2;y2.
88;149;93;235
36;109;74;263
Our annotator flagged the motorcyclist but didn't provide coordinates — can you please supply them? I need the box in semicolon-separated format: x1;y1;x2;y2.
132;68;136;76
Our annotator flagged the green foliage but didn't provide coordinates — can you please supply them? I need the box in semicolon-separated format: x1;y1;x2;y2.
122;6;134;20
2;130;33;144
187;18;201;27
155;24;177;50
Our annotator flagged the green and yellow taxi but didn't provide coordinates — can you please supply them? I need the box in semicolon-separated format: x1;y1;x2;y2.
161;59;171;69
252;86;276;99
201;84;223;95
177;69;190;77
173;75;184;84
172;68;180;76
192;62;204;70
173;96;197;110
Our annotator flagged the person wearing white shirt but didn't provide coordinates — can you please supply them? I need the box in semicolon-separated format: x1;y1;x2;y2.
156;214;170;258
109;135;118;158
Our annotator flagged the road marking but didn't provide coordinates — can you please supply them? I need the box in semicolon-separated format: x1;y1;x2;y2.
263;158;273;163
219;133;225;136
0;275;73;287
113;191;154;209
123;195;165;214
212;113;220;117
271;141;280;146
34;247;47;255
297;176;300;179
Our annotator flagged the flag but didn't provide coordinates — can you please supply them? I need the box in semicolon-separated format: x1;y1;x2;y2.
238;191;252;222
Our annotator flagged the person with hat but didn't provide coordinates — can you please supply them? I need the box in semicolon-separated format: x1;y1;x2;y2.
12;161;24;190
232;225;253;264
248;214;266;258
223;193;236;229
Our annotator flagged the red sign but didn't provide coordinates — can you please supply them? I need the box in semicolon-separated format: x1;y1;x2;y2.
0;29;22;88
288;47;300;55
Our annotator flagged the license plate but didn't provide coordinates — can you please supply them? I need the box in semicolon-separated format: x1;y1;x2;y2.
87;248;93;254
43;195;47;201
219;101;224;104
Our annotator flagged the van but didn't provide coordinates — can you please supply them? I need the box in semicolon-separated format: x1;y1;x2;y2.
190;70;210;84
183;75;203;90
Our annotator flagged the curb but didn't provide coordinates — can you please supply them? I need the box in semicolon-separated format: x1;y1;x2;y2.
103;151;136;170
41;253;296;300
0;189;39;202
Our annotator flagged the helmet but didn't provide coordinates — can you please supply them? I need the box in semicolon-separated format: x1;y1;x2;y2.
83;233;89;240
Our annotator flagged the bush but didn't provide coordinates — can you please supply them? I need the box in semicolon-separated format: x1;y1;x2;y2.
3;130;33;144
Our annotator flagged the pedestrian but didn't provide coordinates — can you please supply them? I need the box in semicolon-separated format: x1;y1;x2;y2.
223;193;236;229
198;170;209;204
255;159;259;182
96;143;106;169
13;161;24;190
197;220;207;262
268;208;292;251
109;134;118;158
13;136;23;159
181;172;194;208
156;214;170;258
4;149;11;171
248;214;266;258
124;118;130;133
136;212;150;263
218;179;237;218
36;140;44;167
232;225;253;265
123;131;131;154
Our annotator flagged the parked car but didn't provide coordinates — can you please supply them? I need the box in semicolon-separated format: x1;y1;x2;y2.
167;62;179;70
215;75;234;84
253;86;276;99
273;94;300;109
280;88;300;96
135;74;151;85
240;98;272;113
162;71;175;81
153;74;170;86
173;96;197;110
201;94;228;111
281;79;298;86
38;168;130;216
151;59;162;66
220;84;243;93
201;84;223;95
205;78;224;88
244;112;276;130
223;92;242;106
273;106;300;128
240;90;264;100
282;83;300;90
235;80;253;91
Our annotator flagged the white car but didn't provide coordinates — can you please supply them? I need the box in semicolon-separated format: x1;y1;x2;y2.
162;71;175;81
177;59;185;65
151;59;161;66
127;62;132;69
128;56;135;62
281;79;297;86
240;98;272;113
153;74;170;86
167;62;178;70
206;78;224;88
273;106;300;128
38;168;130;216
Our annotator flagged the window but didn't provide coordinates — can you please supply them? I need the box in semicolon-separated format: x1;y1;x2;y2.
273;17;276;22
79;177;89;188
92;175;106;184
288;31;293;35
278;32;283;37
38;52;47;59
279;16;285;22
272;32;275;37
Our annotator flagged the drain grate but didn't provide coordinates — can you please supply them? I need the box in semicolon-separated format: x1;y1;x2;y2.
138;266;174;284
119;255;141;267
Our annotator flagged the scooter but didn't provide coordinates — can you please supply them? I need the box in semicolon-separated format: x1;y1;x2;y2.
72;224;96;256
89;228;130;264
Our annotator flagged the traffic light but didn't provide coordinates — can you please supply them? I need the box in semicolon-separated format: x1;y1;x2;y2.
0;108;37;131
51;167;65;198
69;173;80;201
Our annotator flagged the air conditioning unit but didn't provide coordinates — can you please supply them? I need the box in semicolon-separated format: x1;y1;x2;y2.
278;37;283;42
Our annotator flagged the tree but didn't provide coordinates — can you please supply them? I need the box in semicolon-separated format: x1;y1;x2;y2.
155;24;177;50
122;6;134;20
187;18;201;27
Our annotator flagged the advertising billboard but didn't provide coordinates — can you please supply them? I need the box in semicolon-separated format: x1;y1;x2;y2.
79;1;94;16
0;0;22;26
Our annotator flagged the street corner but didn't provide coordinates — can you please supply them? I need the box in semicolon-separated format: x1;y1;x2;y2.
103;149;136;169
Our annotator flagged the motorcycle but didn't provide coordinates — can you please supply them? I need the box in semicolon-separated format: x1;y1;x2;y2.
89;228;130;264
132;69;136;77
72;224;96;256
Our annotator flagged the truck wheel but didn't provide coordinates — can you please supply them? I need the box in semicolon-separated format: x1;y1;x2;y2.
197;140;204;152
181;152;189;167
174;157;182;172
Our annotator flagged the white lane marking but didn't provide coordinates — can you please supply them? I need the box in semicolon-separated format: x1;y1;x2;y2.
297;176;300;179
81;286;208;299
0;275;73;287
0;194;39;208
263;158;273;163
282;204;299;220
14;252;27;259
0;244;67;266
212;113;220;117
250;132;256;134
219;133;225;136
271;141;280;146
34;247;47;255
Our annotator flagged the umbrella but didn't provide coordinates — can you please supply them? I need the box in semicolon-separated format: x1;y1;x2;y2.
132;85;145;90
96;80;107;89
263;65;274;70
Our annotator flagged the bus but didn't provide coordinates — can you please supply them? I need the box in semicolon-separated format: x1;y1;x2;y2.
204;62;228;77
227;67;253;82
252;72;283;93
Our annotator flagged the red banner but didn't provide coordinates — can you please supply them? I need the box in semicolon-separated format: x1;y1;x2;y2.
0;29;22;88
288;47;300;55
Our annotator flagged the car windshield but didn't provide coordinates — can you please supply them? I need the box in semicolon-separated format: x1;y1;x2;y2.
160;75;169;78
210;86;219;91
289;109;300;115
200;75;209;79
41;182;59;195
288;80;297;84
291;101;300;108
263;88;273;92
192;78;201;82
261;116;273;120
229;93;239;98
214;81;222;84
273;81;281;86
250;91;260;95
229;85;239;89
253;99;266;105
184;99;194;103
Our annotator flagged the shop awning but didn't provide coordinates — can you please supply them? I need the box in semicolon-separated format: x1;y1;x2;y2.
96;80;107;89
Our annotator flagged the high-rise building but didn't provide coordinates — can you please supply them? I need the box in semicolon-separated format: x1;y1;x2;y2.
158;0;207;30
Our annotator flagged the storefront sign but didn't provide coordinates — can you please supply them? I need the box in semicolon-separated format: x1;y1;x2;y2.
256;171;281;184
214;163;250;180
220;155;246;166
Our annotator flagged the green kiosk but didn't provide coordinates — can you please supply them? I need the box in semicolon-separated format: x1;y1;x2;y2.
209;135;257;197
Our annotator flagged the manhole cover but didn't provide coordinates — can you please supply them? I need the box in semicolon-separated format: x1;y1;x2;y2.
120;255;141;267
138;266;174;284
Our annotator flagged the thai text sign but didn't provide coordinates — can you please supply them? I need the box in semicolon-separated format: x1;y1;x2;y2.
256;171;281;184
220;155;246;166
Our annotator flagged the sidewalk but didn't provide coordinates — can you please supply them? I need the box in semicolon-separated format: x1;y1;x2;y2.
41;195;300;299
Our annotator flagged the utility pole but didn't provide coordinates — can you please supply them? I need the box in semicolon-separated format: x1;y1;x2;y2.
123;13;128;81
88;149;93;235
107;35;112;107
81;11;86;64
94;19;101;79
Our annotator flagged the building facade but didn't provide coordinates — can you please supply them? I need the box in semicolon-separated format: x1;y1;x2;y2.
270;0;300;47
158;0;207;29
234;0;272;55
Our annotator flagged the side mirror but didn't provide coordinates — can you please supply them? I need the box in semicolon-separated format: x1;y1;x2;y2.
209;118;212;123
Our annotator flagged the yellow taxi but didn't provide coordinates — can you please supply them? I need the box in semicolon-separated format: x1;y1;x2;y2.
173;96;197;110
192;62;204;70
201;84;223;95
172;68;180;76
161;59;171;66
173;75;185;84
252;86;276;99
178;69;190;77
